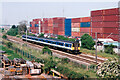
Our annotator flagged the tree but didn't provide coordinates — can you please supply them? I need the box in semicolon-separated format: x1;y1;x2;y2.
11;25;16;29
7;42;12;48
81;34;95;50
2;34;7;39
7;27;18;36
18;20;27;34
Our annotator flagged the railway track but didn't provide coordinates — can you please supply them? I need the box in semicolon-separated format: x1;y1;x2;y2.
1;34;107;65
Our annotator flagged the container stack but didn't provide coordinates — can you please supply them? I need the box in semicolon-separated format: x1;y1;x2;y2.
80;17;91;37
91;8;119;41
64;19;71;36
71;18;81;37
30;19;41;34
53;17;65;35
42;18;49;34
102;8;119;41
48;18;53;34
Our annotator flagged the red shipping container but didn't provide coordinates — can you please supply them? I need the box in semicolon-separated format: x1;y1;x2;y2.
91;22;103;28
103;27;118;34
103;15;119;22
80;28;90;33
58;31;65;36
72;18;81;23
91;16;103;22
91;32;104;39
53;27;58;35
103;22;119;28
71;32;80;37
71;23;80;28
48;23;53;27
48;18;53;24
81;17;91;22
92;28;103;33
103;34;118;41
53;24;58;27
103;8;119;15
91;10;103;16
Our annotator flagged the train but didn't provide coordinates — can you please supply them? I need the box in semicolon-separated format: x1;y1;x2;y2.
22;35;80;54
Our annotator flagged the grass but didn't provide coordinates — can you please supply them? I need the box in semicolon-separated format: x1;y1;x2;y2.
2;39;97;78
80;48;119;59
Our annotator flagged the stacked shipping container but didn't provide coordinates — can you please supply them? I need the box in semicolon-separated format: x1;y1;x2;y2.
53;17;65;35
91;8;119;41
80;17;91;37
65;19;71;36
71;18;81;37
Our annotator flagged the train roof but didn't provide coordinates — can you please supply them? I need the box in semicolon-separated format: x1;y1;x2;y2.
22;35;74;44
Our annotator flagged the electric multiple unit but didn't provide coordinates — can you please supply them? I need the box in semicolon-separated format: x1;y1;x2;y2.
22;35;80;54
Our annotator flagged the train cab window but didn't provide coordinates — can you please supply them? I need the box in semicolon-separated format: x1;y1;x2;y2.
73;43;80;47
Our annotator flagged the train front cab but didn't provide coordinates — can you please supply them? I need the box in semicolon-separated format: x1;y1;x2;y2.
71;41;80;54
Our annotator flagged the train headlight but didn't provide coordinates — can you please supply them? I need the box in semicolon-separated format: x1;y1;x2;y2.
71;47;74;50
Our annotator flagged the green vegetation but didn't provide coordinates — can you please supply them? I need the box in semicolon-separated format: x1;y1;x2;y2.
2;39;96;78
0;45;22;60
81;34;95;50
42;46;52;55
18;20;27;34
0;28;4;32
38;33;44;37
80;48;119;59
97;58;120;78
104;44;115;54
6;42;13;48
7;26;18;36
56;35;75;42
2;34;7;39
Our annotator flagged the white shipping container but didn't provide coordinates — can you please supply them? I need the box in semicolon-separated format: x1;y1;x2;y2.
71;28;80;32
30;69;41;75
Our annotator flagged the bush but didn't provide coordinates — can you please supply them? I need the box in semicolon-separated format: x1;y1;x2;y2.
81;34;95;50
61;58;70;63
2;34;7;39
81;64;87;69
7;27;18;36
42;46;52;55
104;44;115;54
6;42;12;48
38;33;44;37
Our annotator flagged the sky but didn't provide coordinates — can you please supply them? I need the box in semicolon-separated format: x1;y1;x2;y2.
0;0;120;25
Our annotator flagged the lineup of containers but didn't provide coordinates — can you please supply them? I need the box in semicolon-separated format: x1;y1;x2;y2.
30;8;119;41
91;8;119;41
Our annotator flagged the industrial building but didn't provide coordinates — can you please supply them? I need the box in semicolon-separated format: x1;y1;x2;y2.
29;8;119;41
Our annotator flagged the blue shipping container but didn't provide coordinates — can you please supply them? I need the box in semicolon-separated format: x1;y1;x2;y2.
30;24;32;27
80;22;90;27
65;19;71;36
35;24;39;27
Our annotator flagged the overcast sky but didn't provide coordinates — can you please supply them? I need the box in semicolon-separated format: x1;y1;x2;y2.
1;0;119;24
